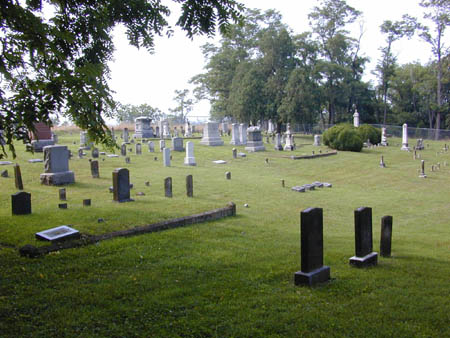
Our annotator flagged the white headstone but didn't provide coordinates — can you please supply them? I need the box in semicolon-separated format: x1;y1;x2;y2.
163;148;171;167
200;122;224;146
313;135;321;146
353;110;360;128
159;139;165;152
381;127;388;146
148;141;154;152
230;123;241;145
401;123;410;151
283;124;294;151
239;124;247;145
184;141;197;166
274;133;283;150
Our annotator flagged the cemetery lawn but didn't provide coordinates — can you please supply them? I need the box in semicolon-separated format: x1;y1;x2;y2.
1;133;449;337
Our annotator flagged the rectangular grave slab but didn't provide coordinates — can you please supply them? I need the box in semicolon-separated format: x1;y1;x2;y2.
212;160;227;164
35;225;80;242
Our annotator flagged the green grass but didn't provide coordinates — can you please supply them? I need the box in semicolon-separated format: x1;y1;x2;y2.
0;133;449;337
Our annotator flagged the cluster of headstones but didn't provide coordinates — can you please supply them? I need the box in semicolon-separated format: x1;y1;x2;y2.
291;181;332;192
294;207;393;286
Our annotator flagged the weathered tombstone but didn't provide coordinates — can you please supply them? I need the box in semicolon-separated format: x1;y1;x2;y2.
78;148;84;159
200;122;224;146
155;126;160;138
232;148;237;159
274;133;283;151
59;188;66;201
112;168;133;202
245;127;265;152
40;145;75;185
14;164;23;190
1;169;8;177
172;137;184;151
283;124;294;151
120;143;127;156
163;148;171;167
225;171;231;180
29;122;54;152
164;177;172;198
91;160;99;178
239;123;247;145
123;128;129;143
184;141;196;166
133;117;154;138
125;157;130;164
186;174;193;197
58;203;67;209
380;127;388;146
416;138;424;150
349;207;378;267
353;109;360;127
184;121;192;137
313;135;321;146
294;208;330;286
135;143;142;155
419;160;427;178
380;216;393;257
230;123;241;145
379;155;386;168
401;123;410;151
268;119;275;134
11;191;31;215
91;147;99;158
148;141;154;153
159;139;165;152
83;199;91;206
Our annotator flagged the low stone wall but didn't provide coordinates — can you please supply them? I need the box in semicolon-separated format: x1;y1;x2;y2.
19;202;236;258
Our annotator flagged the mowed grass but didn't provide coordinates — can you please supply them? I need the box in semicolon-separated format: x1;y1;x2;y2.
0;133;449;337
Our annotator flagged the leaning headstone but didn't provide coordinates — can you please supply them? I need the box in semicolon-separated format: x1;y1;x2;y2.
133;117;154;138
123;128;129;143
135;143;142;155
225;171;231;180
294;208;330;286
239;123;247;145
230;123;241;145
164;177;172;198
11;191;31;215
313;135;321;146
14;164;23;190
186;175;193;197
200;122;224;146
120;143;127;156
172;137;184;151
40;145;75;185
112;168;133;202
380;127;388;146
380;216;393;257
59;188;66;201
91;148;99;158
163;148;171;167
245;127;265;152
274;133;283;151
401;123;410;151
159;139;165;152
91;160;99;178
148;141;155;153
419;160;427;178
349;207;378;267
184;141;196;166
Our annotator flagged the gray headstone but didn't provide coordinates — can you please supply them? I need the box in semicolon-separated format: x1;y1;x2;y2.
91;160;99;178
164;177;172;198
91;148;99;158
232;148;237;159
172;137;184;151
14;164;23;190
1;169;8;177
121;143;127;156
58;203;67;209
123;128;129;143
148;141;154;153
59;188;66;201
40;145;75;185
135;143;142;155
294;208;330;286
349;207;378;267
159;139;165;152
78;148;84;159
12;191;31;215
186;175;193;197
380;216;393;257
83;199;91;206
112;168;133;202
163;148;171;167
245;127;265;152
225;171;231;180
184;141;196;166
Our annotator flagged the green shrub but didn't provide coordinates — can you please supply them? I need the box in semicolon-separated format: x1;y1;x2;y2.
358;124;381;144
323;124;363;152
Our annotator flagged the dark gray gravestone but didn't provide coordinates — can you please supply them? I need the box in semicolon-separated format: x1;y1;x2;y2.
349;207;378;267
135;143;142;155
121;143;127;156
14;164;23;190
232;148;237;159
92;148;99;158
226;172;231;180
59;188;66;201
186;175;193;197
113;168;133;202
1;169;8;177
380;216;393;257
11;191;31;215
294;208;330;286
58;203;67;209
281;179;285;188
125;157;130;164
78;148;84;159
164;177;172;198
83;199;91;206
90;160;99;178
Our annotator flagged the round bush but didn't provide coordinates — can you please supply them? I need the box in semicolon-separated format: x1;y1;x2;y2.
357;124;381;145
323;124;363;152
323;124;350;149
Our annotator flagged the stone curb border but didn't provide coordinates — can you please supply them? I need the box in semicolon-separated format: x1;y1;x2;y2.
287;151;338;160
19;202;236;258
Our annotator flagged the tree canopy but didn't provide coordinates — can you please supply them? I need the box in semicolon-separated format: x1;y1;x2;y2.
0;0;244;157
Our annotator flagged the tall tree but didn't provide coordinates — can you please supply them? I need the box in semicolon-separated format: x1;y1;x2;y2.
169;89;194;123
0;0;244;157
115;103;162;123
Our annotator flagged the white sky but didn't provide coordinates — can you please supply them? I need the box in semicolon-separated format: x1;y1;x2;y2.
108;0;447;121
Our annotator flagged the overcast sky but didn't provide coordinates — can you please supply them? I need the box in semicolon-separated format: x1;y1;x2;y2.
108;0;447;122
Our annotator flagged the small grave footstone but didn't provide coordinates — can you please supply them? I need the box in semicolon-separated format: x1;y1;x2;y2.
91;160;100;178
125;157;130;164
98;218;104;223
83;199;91;206
265;158;269;164
58;203;67;209
186;175;193;197
164;177;172;198
107;154;119;158
11;191;31;215
1;169;8;177
28;159;43;163
419;160;427;178
14;164;23;190
312;181;323;188
294;208;330;286
112;168;133;203
59;188;66;201
145;181;150;186
349;207;378;267
0;161;13;165
213;160;227;164
232;148;237;159
281;179;285;188
380;216;393;257
237;153;246;158
379;155;386;168
291;186;306;192
136;192;145;196
323;182;332;188
35;225;80;242
154;157;158;161
225;172;231;180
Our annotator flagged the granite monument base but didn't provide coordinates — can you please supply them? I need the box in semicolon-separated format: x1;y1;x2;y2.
200;137;224;146
245;142;265;152
40;171;75;186
294;266;330;286
184;157;197;166
29;139;55;152
349;252;378;268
